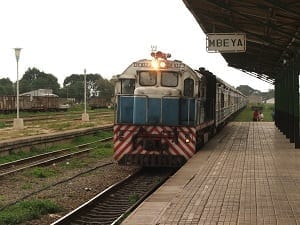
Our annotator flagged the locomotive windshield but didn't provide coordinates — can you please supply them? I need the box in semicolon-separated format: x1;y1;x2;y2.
161;71;178;87
184;78;194;97
139;71;157;86
121;79;135;94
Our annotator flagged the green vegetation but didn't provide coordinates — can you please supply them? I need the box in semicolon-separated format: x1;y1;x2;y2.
0;151;36;164
128;193;140;204
0;131;113;164
0;195;5;208
68;103;85;112
48;122;72;130
0;107;113;120
21;183;33;190
0;195;5;201
59;141;113;170
233;103;274;122
72;131;112;145
0;68;114;103
0;121;6;128
0;199;61;225
61;159;88;169
26;167;58;178
0;144;68;164
89;143;113;158
236;85;274;100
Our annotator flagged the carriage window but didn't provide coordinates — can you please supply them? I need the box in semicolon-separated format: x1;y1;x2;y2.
184;78;194;97
161;72;178;87
221;93;224;108
139;71;157;86
121;79;135;94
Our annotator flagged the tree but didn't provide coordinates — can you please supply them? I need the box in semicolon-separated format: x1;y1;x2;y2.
95;77;114;98
236;85;257;96
261;89;274;101
68;81;84;102
19;67;60;94
236;85;274;102
0;78;14;95
62;73;114;102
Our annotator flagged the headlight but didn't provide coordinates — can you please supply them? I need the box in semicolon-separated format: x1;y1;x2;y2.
151;59;159;69
185;134;191;143
159;61;166;68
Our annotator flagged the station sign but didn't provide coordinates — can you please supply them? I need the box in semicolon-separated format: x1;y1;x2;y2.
206;33;246;53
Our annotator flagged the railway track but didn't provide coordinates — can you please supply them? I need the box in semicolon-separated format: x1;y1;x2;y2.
0;161;117;212
51;167;175;225
0;111;113;124
0;124;113;153
0;136;113;178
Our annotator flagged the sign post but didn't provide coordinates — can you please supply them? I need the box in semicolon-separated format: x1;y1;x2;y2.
206;33;246;53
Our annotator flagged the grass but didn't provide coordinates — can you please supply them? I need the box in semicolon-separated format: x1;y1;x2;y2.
61;159;88;169
0;121;6;128
233;103;274;122
89;143;113;158
25;167;58;178
48;122;72;130
0;145;65;164
0;131;113;164
0;195;5;208
0;106;113;120
128;193;140;204
21;183;33;190
0;199;61;225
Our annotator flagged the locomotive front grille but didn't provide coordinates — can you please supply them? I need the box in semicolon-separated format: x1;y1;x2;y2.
119;154;186;167
132;127;179;151
142;139;168;151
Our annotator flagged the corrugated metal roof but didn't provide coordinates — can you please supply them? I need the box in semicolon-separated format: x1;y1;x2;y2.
183;0;300;84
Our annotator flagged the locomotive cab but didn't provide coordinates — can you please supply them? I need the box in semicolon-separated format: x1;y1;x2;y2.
114;51;209;167
113;50;246;167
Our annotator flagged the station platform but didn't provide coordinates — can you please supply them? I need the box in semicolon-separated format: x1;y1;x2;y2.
122;122;300;225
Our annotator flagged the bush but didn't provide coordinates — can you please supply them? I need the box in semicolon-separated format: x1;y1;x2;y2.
0;199;61;225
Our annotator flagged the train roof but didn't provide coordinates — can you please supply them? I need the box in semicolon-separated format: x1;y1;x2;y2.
116;56;245;96
118;58;204;80
196;67;245;96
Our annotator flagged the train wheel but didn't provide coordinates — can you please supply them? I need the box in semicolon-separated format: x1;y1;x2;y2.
196;134;203;151
210;126;217;138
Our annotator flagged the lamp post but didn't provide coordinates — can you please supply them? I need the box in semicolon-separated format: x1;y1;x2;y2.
82;68;89;121
84;68;87;114
13;48;24;129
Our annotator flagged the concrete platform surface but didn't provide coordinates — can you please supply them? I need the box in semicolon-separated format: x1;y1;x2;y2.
122;122;300;225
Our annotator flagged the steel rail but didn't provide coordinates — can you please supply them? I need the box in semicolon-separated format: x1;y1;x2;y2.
0;161;115;212
0;111;113;124
51;168;175;225
0;137;113;178
0;124;113;153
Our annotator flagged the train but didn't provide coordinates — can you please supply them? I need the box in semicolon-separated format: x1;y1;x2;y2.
0;95;69;113
88;96;112;109
113;50;247;167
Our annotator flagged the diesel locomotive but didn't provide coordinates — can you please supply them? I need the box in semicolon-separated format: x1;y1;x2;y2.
113;50;247;167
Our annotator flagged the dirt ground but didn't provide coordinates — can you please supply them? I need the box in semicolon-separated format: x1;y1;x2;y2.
0;113;136;225
0;116;113;142
0;156;138;225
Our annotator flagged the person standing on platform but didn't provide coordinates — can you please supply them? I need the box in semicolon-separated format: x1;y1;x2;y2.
271;109;275;121
259;111;264;121
253;109;259;121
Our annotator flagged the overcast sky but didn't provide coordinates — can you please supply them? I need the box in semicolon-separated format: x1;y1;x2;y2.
0;0;274;91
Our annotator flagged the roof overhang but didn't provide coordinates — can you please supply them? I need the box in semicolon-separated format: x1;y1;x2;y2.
183;0;300;84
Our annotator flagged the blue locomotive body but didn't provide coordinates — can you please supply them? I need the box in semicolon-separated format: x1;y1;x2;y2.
114;51;247;167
